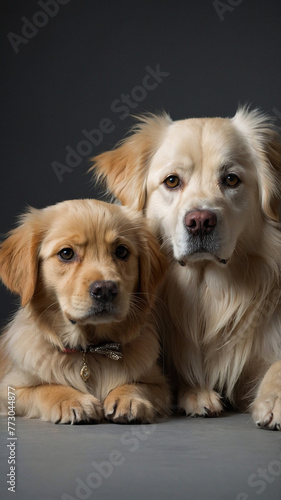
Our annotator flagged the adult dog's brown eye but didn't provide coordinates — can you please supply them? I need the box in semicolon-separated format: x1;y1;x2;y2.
115;245;130;260
164;175;180;189
224;174;241;188
59;248;75;261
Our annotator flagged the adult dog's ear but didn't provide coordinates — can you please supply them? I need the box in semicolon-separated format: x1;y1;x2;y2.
136;221;168;313
233;107;281;221
91;113;171;210
0;209;43;306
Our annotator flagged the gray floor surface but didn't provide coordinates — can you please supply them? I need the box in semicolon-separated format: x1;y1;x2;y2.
0;413;281;500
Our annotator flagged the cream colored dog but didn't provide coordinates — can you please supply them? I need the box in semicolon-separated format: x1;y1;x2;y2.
0;199;170;424
92;107;281;429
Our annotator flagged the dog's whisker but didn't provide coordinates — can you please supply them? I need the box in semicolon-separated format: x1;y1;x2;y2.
130;291;169;312
34;301;60;323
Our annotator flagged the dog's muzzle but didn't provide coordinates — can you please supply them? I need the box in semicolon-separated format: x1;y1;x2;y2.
177;209;225;264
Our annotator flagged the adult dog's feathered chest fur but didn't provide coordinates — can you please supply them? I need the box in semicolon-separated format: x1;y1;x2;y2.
159;251;281;405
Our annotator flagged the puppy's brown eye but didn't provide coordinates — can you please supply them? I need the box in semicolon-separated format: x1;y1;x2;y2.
59;248;75;261
224;174;241;188
164;175;180;189
115;245;130;260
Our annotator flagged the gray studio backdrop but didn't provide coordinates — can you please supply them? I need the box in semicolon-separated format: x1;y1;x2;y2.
1;0;281;327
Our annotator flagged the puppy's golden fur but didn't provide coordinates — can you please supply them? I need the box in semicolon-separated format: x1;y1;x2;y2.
0;199;170;424
92;107;281;429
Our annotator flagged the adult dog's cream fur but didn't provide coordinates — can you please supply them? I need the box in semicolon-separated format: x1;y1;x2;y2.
92;108;281;429
0;199;170;424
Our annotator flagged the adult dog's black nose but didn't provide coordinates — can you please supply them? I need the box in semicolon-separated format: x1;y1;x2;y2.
90;281;118;302
185;210;217;236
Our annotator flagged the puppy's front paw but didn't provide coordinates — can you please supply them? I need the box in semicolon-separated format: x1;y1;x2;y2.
179;388;222;417
104;385;156;424
17;385;104;424
55;393;104;425
252;393;281;431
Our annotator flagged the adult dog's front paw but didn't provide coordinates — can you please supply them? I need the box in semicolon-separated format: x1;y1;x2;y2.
251;361;281;430
104;385;156;424
178;387;223;417
252;393;281;430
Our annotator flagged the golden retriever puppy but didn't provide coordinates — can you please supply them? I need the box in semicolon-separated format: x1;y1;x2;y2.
92;107;281;429
0;199;170;424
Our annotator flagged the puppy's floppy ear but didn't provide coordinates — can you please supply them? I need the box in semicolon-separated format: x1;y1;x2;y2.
90;113;171;210
136;221;168;312
233;107;281;221
0;208;44;306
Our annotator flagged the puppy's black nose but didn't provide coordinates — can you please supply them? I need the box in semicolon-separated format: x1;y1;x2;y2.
90;281;118;303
